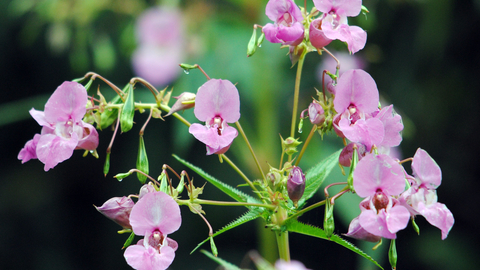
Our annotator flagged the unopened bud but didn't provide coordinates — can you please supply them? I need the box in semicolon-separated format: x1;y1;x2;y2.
95;196;134;229
287;166;306;206
247;27;257;57
308;102;325;125
324;200;335;239
120;84;135;133
282;137;302;156
165;92;196;117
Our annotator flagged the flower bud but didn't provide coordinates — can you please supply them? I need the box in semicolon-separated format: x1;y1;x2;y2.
287;166;306;206
165;92;196;117
247;27;258;57
139;184;156;200
136;135;149;184
120;84;135;133
95;196;134;229
282;137;302;156
308;102;325;125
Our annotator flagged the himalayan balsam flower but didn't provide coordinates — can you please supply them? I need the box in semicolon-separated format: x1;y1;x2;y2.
333;69;384;151
351;154;410;239
95;196;135;229
263;0;305;46
132;7;184;87
189;79;240;155
18;81;99;171
400;148;454;239
124;191;181;270
310;0;367;53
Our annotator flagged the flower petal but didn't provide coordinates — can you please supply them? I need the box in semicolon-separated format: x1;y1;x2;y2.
129;191;181;236
44;81;88;123
193;79;240;123
36;133;78;171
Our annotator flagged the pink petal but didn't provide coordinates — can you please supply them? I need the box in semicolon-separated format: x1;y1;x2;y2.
263;23;283;44
353;154;405;197
129;191;181;236
359;209;396;239
375;105;403;147
339;118;385;150
309;18;333;49
44;81;88;123
313;0;362;16
417;201;454;240
36;133;78;171
189;124;238;153
75;122;99;150
412;148;442;189
29;109;49;127
266;0;303;22
193;79;240;123
276;22;304;44
18;134;41;163
344;216;382;242
124;244;175;270
333;69;379;114
385;204;410;234
346;25;367;54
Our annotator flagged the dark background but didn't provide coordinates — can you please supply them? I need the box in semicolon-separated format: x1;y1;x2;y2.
1;0;478;269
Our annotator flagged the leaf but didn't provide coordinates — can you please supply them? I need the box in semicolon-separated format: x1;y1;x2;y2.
287;220;383;269
298;149;341;207
173;155;261;204
201;250;244;270
191;209;263;254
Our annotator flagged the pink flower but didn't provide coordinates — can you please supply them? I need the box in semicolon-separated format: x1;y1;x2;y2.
95;196;135;229
263;0;305;46
124;191;181;270
132;7;184;87
18;81;99;171
333;69;383;151
311;0;367;53
400;149;454;239
189;79;240;155
352;154;410;239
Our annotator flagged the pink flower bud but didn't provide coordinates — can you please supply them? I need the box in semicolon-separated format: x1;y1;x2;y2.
287;166;306;205
95;196;135;229
308;102;325;125
165;92;196;117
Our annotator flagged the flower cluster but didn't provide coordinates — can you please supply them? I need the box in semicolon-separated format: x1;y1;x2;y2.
96;187;181;270
18;81;99;171
263;0;367;54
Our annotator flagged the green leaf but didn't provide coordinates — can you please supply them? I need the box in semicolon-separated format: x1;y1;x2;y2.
191;209;263;254
298;149;341;207
173;154;261;204
287;220;383;269
201;250;243;270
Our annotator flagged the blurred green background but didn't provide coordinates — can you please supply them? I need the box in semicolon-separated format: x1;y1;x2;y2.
1;0;478;269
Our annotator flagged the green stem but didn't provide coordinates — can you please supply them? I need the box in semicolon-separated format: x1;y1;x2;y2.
193;199;275;210
289;54;306;139
235;121;266;182
295;124;317;166
276;231;290;262
221;154;261;197
284;199;326;224
274;207;290;261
